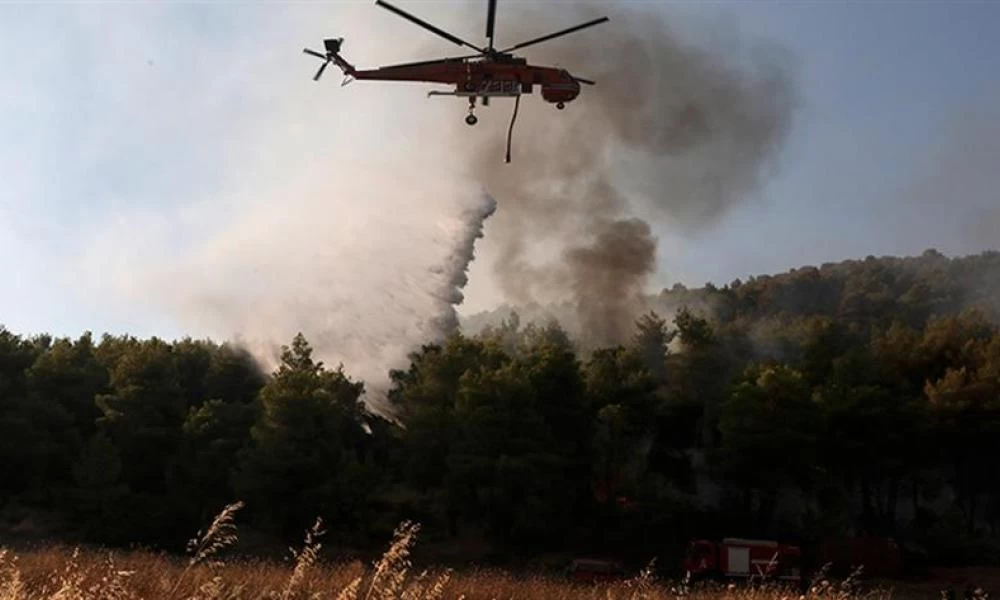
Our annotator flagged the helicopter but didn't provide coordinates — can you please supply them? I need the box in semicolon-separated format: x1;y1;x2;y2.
303;0;610;162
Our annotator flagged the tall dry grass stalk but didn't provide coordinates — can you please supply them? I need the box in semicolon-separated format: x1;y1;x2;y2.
281;517;325;600
187;502;245;568
169;501;245;599
361;521;420;600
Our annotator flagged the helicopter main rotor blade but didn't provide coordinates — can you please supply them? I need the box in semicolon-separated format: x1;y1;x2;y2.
573;76;595;85
375;0;486;54
499;16;609;53
485;0;498;50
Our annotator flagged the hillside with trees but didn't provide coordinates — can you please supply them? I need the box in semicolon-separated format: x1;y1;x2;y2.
2;249;1000;570
461;249;1000;345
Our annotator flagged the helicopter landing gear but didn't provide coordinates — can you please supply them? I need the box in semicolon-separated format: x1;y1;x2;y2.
466;96;478;125
557;101;565;110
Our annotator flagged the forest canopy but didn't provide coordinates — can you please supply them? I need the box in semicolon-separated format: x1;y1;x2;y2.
2;249;999;568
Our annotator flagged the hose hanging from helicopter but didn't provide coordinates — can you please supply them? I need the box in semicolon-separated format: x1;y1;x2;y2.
505;93;520;163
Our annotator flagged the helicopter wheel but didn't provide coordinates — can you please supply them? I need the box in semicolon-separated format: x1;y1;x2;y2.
465;114;478;126
557;102;565;110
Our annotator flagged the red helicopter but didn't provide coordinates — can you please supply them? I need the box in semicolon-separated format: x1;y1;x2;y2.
303;0;610;162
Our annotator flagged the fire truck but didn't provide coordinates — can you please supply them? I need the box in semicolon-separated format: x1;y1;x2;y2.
683;538;803;585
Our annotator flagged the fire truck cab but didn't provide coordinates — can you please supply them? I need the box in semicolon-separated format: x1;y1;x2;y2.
683;538;802;584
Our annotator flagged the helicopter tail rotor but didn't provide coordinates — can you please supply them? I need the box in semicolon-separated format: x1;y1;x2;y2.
303;37;356;81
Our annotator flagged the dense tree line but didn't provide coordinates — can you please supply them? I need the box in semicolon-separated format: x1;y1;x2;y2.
1;250;1000;568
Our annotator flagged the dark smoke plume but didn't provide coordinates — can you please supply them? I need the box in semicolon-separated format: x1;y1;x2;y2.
463;3;798;346
566;217;657;345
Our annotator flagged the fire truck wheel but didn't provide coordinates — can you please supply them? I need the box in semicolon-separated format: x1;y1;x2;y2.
465;114;478;126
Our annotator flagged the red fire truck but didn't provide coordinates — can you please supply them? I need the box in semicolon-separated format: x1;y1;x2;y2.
683;538;803;584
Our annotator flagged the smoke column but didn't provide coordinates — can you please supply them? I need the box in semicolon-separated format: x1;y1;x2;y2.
461;2;799;345
426;193;498;338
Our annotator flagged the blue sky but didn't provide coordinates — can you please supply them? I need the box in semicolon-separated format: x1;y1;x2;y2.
1;0;999;345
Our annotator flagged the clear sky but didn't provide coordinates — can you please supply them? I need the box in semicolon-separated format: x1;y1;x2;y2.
1;0;999;344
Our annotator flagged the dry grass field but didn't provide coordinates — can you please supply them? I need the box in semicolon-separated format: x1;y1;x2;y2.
0;503;994;600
